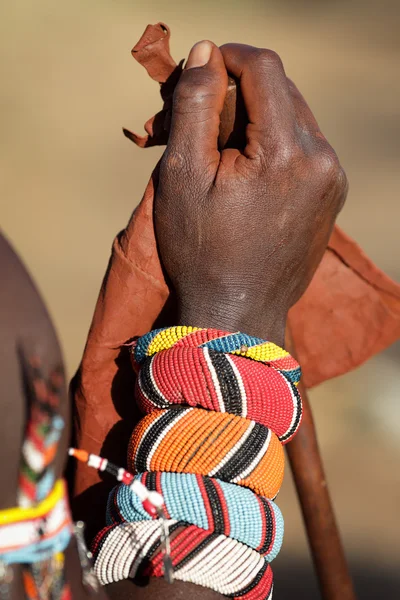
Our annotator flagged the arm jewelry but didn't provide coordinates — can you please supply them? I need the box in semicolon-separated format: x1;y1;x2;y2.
90;327;303;599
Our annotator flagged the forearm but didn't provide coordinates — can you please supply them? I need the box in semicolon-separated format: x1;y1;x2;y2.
106;576;222;600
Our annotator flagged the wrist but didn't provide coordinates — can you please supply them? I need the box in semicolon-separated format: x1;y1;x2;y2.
177;295;287;347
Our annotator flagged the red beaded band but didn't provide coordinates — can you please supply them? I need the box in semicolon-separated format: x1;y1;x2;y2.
135;346;302;443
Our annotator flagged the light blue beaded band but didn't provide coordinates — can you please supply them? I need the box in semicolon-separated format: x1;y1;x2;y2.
1;526;71;564
106;473;284;561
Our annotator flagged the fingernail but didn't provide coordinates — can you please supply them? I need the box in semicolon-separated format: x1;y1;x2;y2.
186;41;213;69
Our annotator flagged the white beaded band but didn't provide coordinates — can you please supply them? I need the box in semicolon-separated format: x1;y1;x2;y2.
93;521;273;597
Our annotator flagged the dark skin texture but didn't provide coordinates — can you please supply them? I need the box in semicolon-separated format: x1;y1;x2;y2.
0;232;106;600
156;41;347;346
107;41;347;599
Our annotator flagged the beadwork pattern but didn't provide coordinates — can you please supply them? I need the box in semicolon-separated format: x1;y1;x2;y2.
0;355;72;600
135;346;302;443
132;327;301;384
22;551;70;600
106;473;284;560
92;520;273;600
128;407;284;499
93;327;304;598
0;480;72;564
18;359;65;507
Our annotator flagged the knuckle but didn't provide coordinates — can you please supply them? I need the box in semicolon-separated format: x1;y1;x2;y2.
311;148;340;180
336;166;349;209
310;148;348;208
249;48;284;72
268;138;304;171
161;148;189;182
161;148;212;197
174;73;217;114
162;149;184;171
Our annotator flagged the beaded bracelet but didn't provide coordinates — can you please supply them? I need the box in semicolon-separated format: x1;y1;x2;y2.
131;326;301;384
128;407;284;499
92;520;273;600
91;326;304;597
136;346;302;443
107;473;284;560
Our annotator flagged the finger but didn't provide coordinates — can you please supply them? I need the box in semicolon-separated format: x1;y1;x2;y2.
165;41;228;178
287;78;325;140
287;78;347;211
220;43;295;159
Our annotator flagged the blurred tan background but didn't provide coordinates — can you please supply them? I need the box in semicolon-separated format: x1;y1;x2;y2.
1;0;399;597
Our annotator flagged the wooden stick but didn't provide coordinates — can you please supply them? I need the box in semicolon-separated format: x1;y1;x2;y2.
286;379;357;599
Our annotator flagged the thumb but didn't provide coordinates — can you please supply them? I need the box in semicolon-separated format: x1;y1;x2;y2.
166;41;228;178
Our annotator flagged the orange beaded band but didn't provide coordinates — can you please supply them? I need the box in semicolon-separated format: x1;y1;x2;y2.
127;407;284;499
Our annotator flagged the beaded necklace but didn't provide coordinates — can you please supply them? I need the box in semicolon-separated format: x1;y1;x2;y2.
0;355;71;600
0;480;71;563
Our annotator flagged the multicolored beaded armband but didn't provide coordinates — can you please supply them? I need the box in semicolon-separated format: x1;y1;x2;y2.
107;472;284;560
132;326;301;384
91;327;303;599
128;407;284;499
136;346;301;443
93;520;274;599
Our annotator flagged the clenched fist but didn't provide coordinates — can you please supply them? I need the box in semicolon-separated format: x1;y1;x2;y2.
155;41;348;346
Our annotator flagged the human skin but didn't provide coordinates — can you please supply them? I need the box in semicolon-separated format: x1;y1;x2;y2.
0;233;107;600
106;40;347;599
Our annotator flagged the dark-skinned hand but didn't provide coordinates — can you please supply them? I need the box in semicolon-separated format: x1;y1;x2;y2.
155;41;348;347
107;40;348;600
